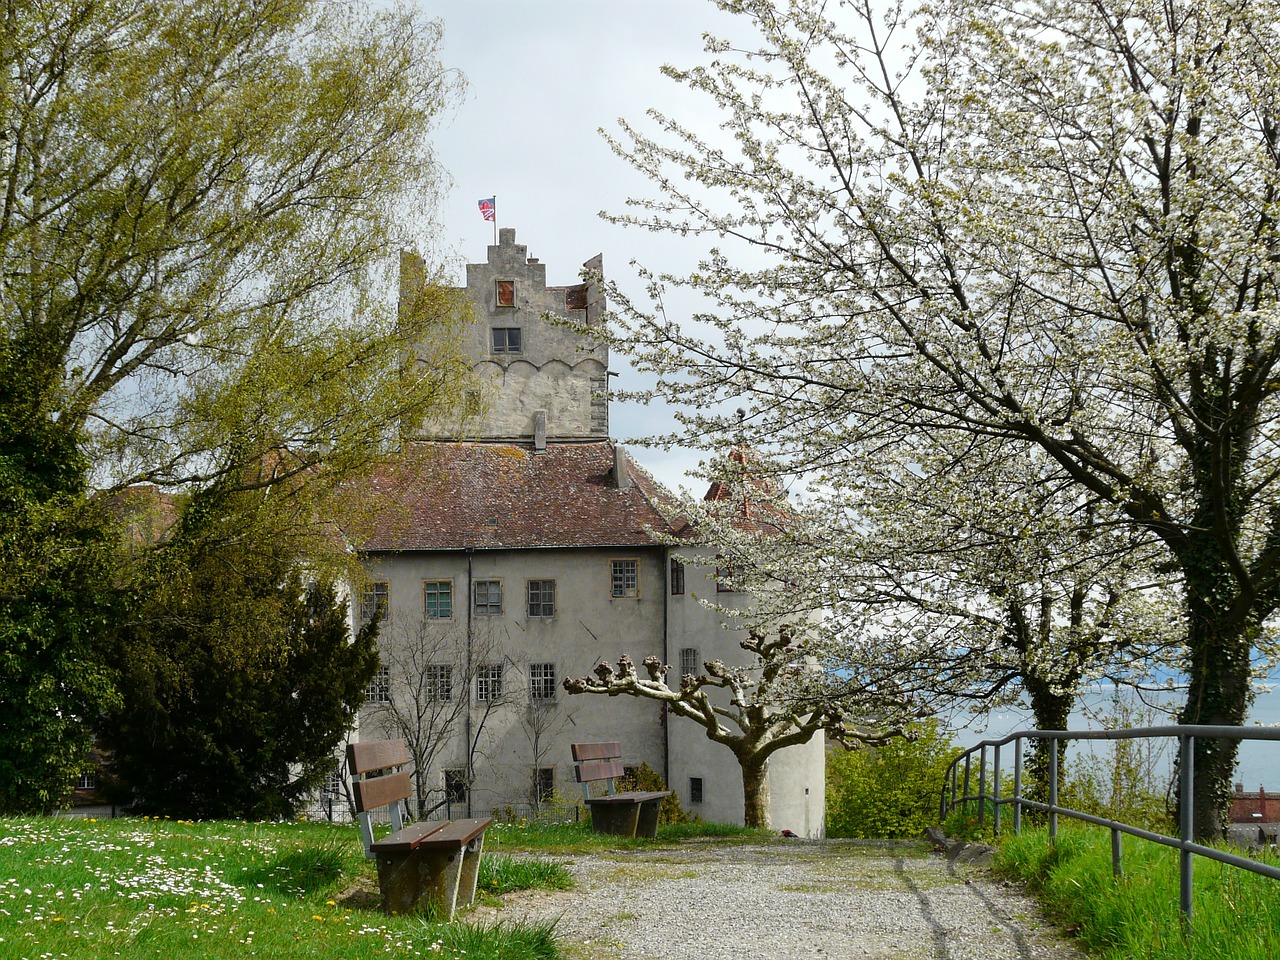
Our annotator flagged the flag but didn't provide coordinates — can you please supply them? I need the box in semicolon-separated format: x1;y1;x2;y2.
478;197;495;222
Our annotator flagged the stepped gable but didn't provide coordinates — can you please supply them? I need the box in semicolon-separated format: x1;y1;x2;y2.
363;441;680;551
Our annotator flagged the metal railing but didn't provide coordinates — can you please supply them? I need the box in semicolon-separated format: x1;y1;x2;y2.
941;725;1280;928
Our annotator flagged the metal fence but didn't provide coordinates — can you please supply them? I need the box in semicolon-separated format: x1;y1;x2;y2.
940;725;1280;929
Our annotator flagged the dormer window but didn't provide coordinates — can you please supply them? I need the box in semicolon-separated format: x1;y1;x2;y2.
492;327;522;354
495;279;515;307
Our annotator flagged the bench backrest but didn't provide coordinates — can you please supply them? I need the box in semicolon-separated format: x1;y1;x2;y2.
571;741;626;798
347;739;412;858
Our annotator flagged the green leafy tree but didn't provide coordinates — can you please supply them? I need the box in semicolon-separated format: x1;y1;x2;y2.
826;721;959;839
3;0;469;495
98;494;379;819
600;0;1280;840
0;373;120;813
2;0;470;803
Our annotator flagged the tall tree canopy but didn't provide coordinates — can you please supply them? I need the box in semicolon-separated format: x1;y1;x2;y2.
1;0;471;809
602;0;1280;838
4;0;469;495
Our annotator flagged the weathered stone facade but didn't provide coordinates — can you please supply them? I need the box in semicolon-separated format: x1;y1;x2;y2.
357;230;825;834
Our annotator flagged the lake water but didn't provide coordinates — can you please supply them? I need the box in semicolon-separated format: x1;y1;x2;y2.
947;680;1280;791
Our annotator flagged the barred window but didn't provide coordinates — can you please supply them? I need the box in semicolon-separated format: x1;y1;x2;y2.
690;777;704;804
610;559;638;598
527;579;556;617
425;663;453;702
474;580;503;616
364;664;390;704
423;580;453;619
445;769;468;804
360;581;389;626
476;663;504;702
679;647;700;679
529;662;557;701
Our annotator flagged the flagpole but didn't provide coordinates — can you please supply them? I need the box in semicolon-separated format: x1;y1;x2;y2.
492;194;497;245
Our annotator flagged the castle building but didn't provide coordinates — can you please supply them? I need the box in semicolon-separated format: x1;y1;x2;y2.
354;228;825;834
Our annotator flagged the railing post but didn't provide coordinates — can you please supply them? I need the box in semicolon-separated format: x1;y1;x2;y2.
993;743;1002;836
1179;733;1194;929
978;746;988;827
963;753;972;813
1013;736;1023;835
1049;737;1059;841
1111;827;1122;877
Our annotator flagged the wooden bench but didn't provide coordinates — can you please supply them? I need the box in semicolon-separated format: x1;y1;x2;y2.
347;740;492;919
571;741;671;838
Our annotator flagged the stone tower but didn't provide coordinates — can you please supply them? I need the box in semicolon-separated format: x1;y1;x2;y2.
403;227;608;443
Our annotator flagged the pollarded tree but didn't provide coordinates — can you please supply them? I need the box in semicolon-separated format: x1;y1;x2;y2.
565;637;912;829
600;0;1280;839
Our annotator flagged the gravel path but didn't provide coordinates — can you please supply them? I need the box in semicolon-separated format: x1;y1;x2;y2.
486;839;1085;960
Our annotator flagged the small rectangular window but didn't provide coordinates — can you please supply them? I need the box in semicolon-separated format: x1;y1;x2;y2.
495;280;515;307
529;662;557;701
360;581;389;626
689;777;704;804
76;771;97;791
444;769;468;804
477;663;504;701
527;579;556;617
679;647;700;679
611;559;638;598
364;664;390;704
423;580;453;619
474;580;503;616
492;326;522;353
425;663;453;702
670;558;685;595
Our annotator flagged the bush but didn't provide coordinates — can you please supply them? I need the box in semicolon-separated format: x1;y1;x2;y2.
617;762;695;825
826;720;960;838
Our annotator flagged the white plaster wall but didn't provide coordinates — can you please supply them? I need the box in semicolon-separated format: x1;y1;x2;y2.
664;546;827;835
358;546;669;815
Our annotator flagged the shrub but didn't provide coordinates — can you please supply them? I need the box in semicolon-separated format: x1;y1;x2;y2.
617;762;695;825
827;720;960;838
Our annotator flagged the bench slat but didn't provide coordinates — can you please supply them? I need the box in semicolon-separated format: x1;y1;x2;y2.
572;741;621;762
369;820;448;854
353;770;413;814
348;739;411;775
414;817;494;850
575;759;626;783
585;790;670;805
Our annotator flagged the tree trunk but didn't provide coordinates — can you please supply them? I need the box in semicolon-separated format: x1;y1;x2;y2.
740;757;770;830
1177;592;1254;842
1023;676;1073;809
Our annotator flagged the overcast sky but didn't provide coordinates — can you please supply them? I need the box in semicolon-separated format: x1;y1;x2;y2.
424;1;746;494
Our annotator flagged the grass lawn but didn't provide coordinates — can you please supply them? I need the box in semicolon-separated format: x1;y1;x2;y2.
993;824;1280;960
0;815;561;959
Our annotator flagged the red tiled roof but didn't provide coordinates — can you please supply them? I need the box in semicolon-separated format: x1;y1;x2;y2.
362;441;680;551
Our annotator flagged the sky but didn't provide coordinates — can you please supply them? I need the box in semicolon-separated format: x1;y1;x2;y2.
422;0;747;495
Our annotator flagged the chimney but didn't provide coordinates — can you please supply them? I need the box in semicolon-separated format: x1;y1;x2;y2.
614;444;631;490
533;411;547;453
